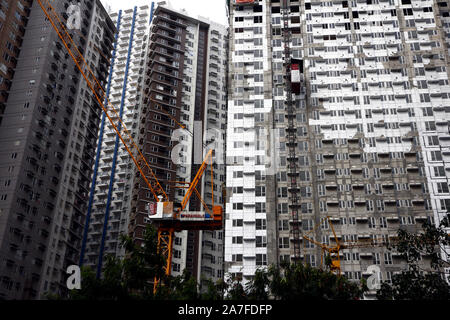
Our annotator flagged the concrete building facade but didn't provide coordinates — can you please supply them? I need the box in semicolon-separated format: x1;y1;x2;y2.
225;0;450;295
0;0;115;299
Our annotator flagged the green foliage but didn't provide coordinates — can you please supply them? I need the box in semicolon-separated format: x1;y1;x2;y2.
261;263;365;300
224;275;247;300
376;267;450;300
376;216;450;300
156;270;200;300
68;224;166;300
199;277;227;300
245;269;269;300
62;224;365;300
214;262;365;300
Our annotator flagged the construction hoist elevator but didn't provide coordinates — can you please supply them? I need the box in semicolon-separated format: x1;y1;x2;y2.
282;0;303;261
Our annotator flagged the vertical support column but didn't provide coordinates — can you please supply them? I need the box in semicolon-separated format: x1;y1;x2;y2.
154;227;175;293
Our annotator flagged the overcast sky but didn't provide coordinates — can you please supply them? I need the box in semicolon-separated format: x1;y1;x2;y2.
102;0;229;26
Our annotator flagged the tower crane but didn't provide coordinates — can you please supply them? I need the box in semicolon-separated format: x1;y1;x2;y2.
303;216;342;274
36;0;222;289
303;216;401;275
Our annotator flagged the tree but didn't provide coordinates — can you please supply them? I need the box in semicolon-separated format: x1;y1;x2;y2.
245;269;269;300
198;277;227;300
264;263;365;300
224;275;247;300
63;225;366;300
226;263;365;300
155;269;200;300
67;224;166;300
376;215;450;300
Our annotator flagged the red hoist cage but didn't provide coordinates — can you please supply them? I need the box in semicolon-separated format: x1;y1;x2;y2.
36;0;223;292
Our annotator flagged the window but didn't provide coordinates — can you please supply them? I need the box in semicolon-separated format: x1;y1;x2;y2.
256;202;266;213
277;187;288;198
278;203;288;214
403;8;413;16
233;171;243;178
232;186;243;194
256;254;267;266
278;220;289;231
425;121;436;131
386;272;393;284
232;236;243;244
233;203;243;210
232;254;243;262
434;167;445;177
369;217;376;229
440;199;450;211
256;236;267;248
256;219;266;230
437;182;449;194
232;219;243;227
302;219;314;231
278;237;289;249
430;151;442;161
376;200;385;212
379;217;387;228
318;185;325;196
255;186;266;197
428;136;439;146
373;253;381;265
319;201;327;212
173;250;181;259
300;203;312;214
400;216;414;225
305;254;316;267
384;252;393;265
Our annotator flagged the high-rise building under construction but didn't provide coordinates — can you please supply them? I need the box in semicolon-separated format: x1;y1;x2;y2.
128;3;228;285
225;0;450;296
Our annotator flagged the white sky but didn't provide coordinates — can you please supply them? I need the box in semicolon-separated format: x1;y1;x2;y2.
102;0;229;26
